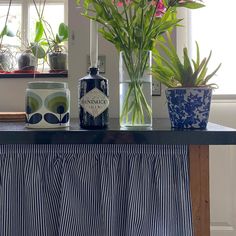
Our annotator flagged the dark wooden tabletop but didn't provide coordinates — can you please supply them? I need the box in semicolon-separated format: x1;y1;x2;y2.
0;118;235;144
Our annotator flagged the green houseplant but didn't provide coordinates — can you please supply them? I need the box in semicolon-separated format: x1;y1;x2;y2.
0;0;15;71
17;21;46;71
153;32;221;129
45;22;69;72
31;0;68;72
77;0;204;127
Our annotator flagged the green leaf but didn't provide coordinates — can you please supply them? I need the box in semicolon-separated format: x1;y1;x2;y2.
93;2;105;18
190;58;207;86
6;28;14;37
0;25;14;38
99;28;116;44
83;0;92;10
154;44;183;83
196;50;212;84
165;32;186;80
31;42;46;59
177;2;205;9
196;41;200;66
196;67;207;86
1;26;8;37
58;23;69;40
183;47;193;85
56;34;63;44
40;41;49;46
204;63;222;84
34;21;44;42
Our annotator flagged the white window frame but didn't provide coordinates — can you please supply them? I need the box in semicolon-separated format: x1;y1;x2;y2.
176;8;236;100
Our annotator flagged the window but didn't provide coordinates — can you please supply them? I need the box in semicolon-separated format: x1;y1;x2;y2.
0;0;67;74
177;3;234;96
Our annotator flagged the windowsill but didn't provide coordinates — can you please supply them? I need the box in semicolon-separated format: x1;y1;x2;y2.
0;71;68;79
213;94;236;100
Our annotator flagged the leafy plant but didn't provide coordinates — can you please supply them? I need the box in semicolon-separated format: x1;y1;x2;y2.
17;0;47;60
77;0;204;53
153;32;221;88
31;0;68;54
30;21;46;59
18;21;46;59
44;22;69;53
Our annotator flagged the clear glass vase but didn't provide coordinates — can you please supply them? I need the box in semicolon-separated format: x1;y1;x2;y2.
119;50;152;127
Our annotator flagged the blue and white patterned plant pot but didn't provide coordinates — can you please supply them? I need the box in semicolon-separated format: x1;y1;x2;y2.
25;82;70;128
165;87;212;129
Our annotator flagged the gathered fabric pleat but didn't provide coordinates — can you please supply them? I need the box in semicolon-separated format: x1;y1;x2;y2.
0;144;193;236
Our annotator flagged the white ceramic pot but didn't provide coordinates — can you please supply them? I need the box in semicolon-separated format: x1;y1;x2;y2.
25;81;70;128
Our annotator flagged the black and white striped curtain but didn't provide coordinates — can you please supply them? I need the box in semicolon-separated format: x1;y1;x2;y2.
0;144;193;236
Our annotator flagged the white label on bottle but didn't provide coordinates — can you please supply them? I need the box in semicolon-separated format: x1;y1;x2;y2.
80;88;109;118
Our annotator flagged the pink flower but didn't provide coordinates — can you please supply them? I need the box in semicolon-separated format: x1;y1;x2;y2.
117;1;123;7
151;0;167;17
116;0;131;7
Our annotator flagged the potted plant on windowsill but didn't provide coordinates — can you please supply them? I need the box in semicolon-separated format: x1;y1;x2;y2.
153;33;221;129
17;21;46;72
45;22;69;73
0;0;15;72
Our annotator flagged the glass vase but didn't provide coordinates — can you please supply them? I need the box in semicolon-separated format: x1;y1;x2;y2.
119;50;152;127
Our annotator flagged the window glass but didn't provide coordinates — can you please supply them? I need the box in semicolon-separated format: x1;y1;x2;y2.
29;3;64;43
0;0;66;73
190;1;235;95
0;4;21;46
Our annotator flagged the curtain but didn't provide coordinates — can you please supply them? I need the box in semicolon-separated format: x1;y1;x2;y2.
0;144;193;236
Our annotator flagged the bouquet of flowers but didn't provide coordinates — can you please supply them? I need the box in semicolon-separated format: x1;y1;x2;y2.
77;0;204;126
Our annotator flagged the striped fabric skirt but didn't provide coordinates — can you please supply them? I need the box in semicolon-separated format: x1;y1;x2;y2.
0;144;193;236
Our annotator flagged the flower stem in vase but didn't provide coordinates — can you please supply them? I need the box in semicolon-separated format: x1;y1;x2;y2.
119;50;152;127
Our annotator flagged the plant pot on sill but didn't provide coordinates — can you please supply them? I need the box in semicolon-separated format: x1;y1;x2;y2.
165;87;213;129
18;51;37;71
0;52;11;71
48;51;67;72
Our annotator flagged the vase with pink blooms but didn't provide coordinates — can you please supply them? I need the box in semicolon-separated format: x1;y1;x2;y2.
77;0;204;127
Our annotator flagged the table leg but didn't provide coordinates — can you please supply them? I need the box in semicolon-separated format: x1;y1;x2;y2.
189;145;210;236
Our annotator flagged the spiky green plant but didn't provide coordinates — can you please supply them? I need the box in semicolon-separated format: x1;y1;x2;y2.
153;32;221;88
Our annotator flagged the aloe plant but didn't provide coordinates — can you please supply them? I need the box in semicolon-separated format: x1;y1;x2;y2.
153;32;221;88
